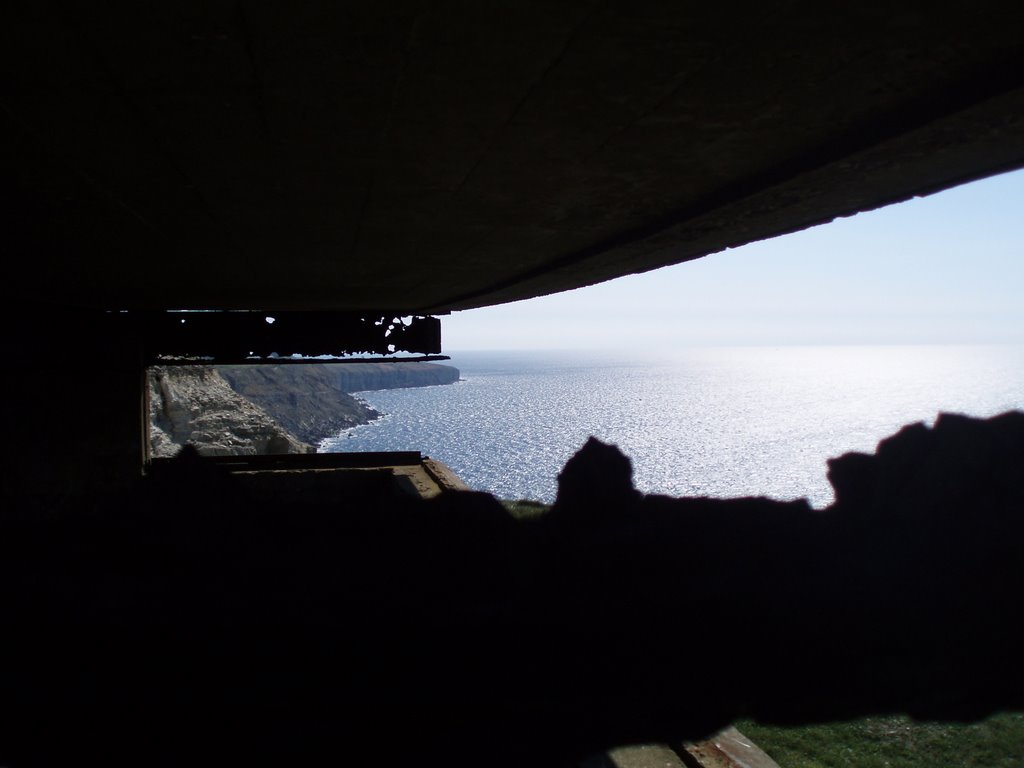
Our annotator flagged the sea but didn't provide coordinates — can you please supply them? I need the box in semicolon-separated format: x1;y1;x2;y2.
320;345;1024;509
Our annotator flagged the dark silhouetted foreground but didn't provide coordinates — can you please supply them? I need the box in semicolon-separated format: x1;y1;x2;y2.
2;412;1023;766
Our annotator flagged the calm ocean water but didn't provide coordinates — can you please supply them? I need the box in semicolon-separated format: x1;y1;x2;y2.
321;345;1024;508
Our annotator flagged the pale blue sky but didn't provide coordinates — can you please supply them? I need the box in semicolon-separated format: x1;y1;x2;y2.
443;167;1024;350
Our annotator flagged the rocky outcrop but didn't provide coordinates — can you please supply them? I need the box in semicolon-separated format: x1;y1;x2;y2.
217;362;460;444
148;361;460;456
215;365;379;446
148;366;312;458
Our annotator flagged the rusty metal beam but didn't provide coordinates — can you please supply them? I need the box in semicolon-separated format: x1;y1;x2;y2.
122;311;443;364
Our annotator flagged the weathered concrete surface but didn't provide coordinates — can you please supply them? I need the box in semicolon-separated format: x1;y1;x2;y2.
392;462;453;499
589;743;687;768
4;4;1024;313
228;459;467;502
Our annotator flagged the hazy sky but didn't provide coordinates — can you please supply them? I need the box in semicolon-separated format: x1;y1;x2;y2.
443;167;1024;351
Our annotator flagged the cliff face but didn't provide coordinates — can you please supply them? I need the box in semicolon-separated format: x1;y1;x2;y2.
315;362;461;393
217;361;460;445
216;365;380;445
149;361;461;456
148;367;313;458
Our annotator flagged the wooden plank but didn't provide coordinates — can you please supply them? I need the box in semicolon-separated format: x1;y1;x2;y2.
680;728;781;768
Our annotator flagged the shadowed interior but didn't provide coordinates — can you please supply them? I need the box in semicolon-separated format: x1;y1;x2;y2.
2;4;1024;766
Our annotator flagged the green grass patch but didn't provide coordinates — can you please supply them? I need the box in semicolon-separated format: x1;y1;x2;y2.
736;712;1024;767
500;499;551;520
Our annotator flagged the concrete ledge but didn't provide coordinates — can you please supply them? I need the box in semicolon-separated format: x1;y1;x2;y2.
422;457;471;493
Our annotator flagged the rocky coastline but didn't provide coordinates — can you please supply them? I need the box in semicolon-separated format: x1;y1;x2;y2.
148;361;460;458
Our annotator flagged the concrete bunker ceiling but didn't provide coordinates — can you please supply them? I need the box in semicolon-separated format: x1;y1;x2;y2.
3;2;1024;315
